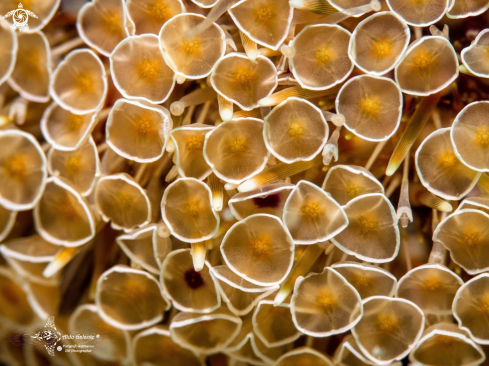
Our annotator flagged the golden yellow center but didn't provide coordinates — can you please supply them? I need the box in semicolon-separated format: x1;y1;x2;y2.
138;57;159;80
186;135;205;151
316;290;336;310
460;231;479;247
475;129;489;148
58;198;80;221
477;295;489;316
314;46;332;65
251;234;273;257
301;201;321;219
66;156;81;176
184;200;201;218
376;314;398;333
116;193;133;209
148;1;169;21
135;115;154;135
421;276;444;292
255;6;274;21
412;50;435;69
372;39;392;59
124;279;146;302
288;121;306;137
346;182;363;198
68;115;85;132
352;274;371;289
104;12;122;34
3;155;26;179
229;137;247;153
231;68;254;85
439;151;457;169
360;96;382;117
182;39;201;56
76;73;94;93
358;216;378;237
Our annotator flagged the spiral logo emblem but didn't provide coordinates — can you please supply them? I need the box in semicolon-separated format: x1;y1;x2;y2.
13;9;28;27
3;3;38;32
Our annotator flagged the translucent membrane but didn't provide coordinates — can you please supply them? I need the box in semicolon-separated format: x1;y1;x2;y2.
291;267;362;337
0;130;47;211
159;13;225;79
47;137;100;197
276;347;333;366
77;0;133;57
0;18;17;86
335;334;392;366
0;267;35;326
51;49;108;115
41;102;98;151
322;165;384;205
348;11;410;76
460;29;489;77
210;53;277;111
332;261;397;299
433;209;489;275
22;279;61;320
352;296;425;364
289;24;352;90
161;248;220;313
283;180;347;244
396;264;463;315
447;0;489;18
170;307;242;355
331;193;400;263
0;205;16;243
69;304;129;362
410;322;485;366
95;173;151;232
457;196;489;215
111;34;175;104
8;32;51;103
161;178;219;242
212;270;277;316
170;124;214;180
132;326;202;366
228;0;293;50
204;118;270;184
451;101;489;172
96;265;170;330
34;177;96;247
386;0;448;26
395;36;459;96
453;273;489;344
221;214;294;286
229;183;294;220
252;299;301;347
336;75;402;141
116;225;165;275
264;97;329;163
126;0;185;35
106;99;171;162
415;128;481;201
0;235;59;286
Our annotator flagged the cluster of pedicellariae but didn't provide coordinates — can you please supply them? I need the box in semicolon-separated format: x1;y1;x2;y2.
2;0;489;365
